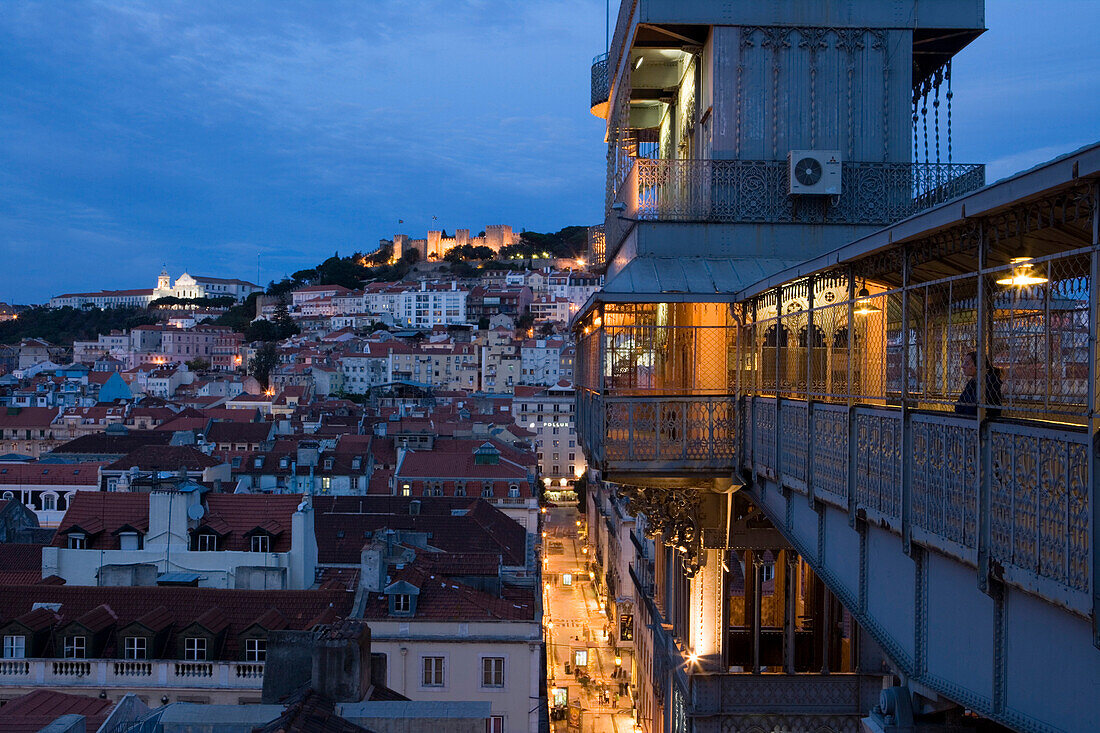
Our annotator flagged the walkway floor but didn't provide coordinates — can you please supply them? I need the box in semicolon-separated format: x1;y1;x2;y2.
544;506;636;733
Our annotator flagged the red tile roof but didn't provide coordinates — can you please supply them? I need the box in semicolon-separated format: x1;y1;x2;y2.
0;689;114;733
103;445;223;471
201;493;304;552
312;497;526;566
52;492;150;548
0;586;353;660
359;560;534;622
206;421;273;444
0;406;58;428
0;462;105;487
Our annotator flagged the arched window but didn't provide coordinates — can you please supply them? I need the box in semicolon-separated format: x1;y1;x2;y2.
1;491;13;501
42;494;56;512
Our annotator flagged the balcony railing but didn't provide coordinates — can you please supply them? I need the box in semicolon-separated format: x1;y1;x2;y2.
610;158;985;233
580;392;738;477
0;658;265;690
746;396;1093;616
591;52;610;115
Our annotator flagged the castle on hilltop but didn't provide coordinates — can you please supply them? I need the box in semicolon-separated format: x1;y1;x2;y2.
391;224;518;260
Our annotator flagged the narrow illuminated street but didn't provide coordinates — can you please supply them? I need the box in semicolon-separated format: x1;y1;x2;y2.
544;505;636;733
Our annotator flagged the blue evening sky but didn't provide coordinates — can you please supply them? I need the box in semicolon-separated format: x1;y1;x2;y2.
1;1;1097;304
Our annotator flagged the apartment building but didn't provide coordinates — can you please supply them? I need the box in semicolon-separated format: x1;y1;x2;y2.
512;382;583;490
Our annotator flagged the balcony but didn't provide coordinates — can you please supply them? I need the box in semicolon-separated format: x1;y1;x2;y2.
580;392;737;481
606;158;985;254
0;658;265;690
590;52;610;118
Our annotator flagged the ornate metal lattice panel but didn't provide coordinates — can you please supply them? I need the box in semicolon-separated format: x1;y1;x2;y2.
811;404;849;508
601;397;738;470
627;159;984;227
779;399;809;492
590;52;609;109
989;423;1091;605
853;408;902;525
752;398;778;479
910;414;978;557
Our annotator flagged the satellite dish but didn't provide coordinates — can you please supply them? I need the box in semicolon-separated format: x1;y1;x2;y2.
187;504;206;521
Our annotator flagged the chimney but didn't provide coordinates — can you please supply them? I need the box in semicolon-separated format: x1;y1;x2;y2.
359;537;386;593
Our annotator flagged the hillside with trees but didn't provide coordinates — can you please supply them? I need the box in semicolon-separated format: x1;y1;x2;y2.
0;306;158;346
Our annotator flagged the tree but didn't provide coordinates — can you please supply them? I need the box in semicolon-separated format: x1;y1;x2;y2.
212;292;261;332
273;298;299;338
245;319;280;343
0;306;157;346
185;357;211;371
573;472;588;512
249;343;279;390
537;321;557;337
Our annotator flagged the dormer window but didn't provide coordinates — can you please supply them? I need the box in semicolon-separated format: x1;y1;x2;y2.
119;531;142;551
508;485;520;498
68;533;86;550
42;494;57;512
184;637;207;661
3;635;26;659
351;457;362;470
196;533;218;552
253;457;264;469
482;483;494;498
394;594;411;613
250;535;270;553
64;636;86;659
454;483;466;497
279;457;289;469
323;458;334;470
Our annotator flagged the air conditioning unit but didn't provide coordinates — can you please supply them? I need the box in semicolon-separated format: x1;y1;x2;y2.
788;150;842;195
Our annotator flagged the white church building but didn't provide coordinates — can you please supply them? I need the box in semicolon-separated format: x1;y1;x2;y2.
49;269;262;308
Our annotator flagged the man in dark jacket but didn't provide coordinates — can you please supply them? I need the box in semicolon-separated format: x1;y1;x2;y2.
955;351;1002;417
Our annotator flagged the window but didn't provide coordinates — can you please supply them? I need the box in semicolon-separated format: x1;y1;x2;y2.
119;532;141;551
185;637;207;661
422;656;444;686
487;716;504;733
251;535;270;553
481;657;505;687
321;477;331;491
124;636;147;660
68;533;86;550
42;494;56;511
197;533;217;551
64;636;86;659
481;486;494;498
508;485;520;498
245;638;266;662
394;594;411;613
3;635;25;659
454;483;466;497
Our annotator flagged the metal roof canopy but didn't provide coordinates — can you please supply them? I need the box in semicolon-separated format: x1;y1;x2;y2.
581;256;801;312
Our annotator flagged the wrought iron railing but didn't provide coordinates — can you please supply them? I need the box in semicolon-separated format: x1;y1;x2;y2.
744;396;1094;615
591;52;610;111
581;392;738;474
610;159;985;229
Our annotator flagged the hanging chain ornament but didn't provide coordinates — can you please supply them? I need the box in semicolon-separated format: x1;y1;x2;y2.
913;91;920;164
921;84;929;166
946;61;953;164
933;66;943;165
